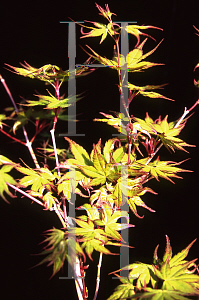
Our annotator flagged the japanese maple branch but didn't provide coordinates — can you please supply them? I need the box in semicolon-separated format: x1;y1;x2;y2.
0;74;40;168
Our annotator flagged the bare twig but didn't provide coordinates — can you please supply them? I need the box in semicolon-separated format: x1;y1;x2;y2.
93;252;103;300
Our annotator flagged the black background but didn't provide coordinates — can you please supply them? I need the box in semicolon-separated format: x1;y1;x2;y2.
0;1;199;299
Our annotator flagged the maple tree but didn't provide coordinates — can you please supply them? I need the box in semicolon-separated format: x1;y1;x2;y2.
0;3;199;300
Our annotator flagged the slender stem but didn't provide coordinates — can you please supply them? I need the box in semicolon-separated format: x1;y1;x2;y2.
50;128;60;177
93;252;103;300
0;128;26;145
0;74;18;111
53;203;67;228
25;138;40;169
174;107;189;129
7;183;44;206
0;74;40;168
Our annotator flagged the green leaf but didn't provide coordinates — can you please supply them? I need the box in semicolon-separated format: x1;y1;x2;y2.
0;164;16;202
169;239;197;267
17;166;55;192
95;206;134;241
36;228;85;277
138;157;191;184
64;137;92;166
92;140;106;172
103;138;118;163
81;203;100;221
134;113;194;153
0;155;17;165
107;278;135;300
80;21;117;44
84;39;163;73
130;288;193;299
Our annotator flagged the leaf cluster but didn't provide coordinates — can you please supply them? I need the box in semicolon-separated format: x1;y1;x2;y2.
108;236;199;300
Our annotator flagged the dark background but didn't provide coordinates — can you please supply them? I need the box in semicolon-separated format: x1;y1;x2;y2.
0;1;199;299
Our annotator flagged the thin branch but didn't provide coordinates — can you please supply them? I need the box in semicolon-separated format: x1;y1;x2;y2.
0;74;40;168
174;107;190;129
0;128;26;145
53;203;67;228
7;182;44;206
93;252;103;300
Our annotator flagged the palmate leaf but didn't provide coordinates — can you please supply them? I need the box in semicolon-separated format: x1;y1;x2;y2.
81;239;113;261
133;113;194;152
109;236;199;300
110;262;157;290
127;187;156;218
5;62;69;83
63;137;125;188
152;237;199;297
94;112;152;143
64;137;92;166
95;205;134;241
130;288;193;299
11;108;74;134
0;155;17;202
0;164;16;203
70;218;116;260
107;277;135;300
136;157;192;184
80;21;117;44
5;62;93;83
23;91;78;110
84;38;163;73
36;228;85;277
17;165;56;192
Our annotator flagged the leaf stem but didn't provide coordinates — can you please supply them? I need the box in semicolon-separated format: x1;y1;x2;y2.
93;252;103;300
